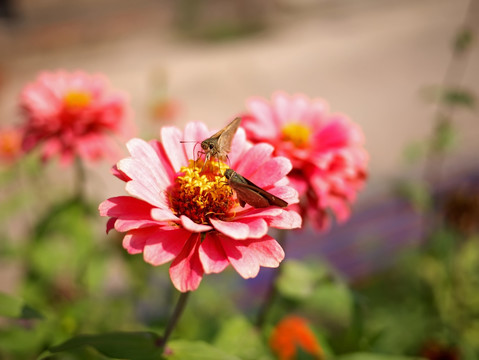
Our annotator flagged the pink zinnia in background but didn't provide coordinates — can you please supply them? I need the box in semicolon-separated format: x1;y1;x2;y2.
19;70;132;165
241;92;368;230
99;122;301;292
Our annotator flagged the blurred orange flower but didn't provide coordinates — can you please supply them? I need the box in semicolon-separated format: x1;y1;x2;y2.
269;315;323;360
0;127;23;164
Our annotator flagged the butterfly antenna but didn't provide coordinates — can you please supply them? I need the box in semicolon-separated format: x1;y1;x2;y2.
192;142;200;168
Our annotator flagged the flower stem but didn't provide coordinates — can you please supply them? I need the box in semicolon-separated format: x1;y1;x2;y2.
255;229;288;328
159;291;191;349
74;156;86;200
421;0;476;237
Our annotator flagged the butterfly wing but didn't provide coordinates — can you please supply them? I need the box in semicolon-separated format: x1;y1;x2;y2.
231;182;271;208
216;117;241;157
229;171;288;208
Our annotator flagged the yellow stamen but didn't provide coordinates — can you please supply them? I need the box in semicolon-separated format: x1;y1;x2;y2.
63;91;92;108
281;122;311;148
169;160;235;225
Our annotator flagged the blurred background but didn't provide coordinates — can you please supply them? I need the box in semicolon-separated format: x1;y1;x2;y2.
0;0;479;359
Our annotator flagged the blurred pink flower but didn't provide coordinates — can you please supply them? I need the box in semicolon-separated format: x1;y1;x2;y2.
0;127;23;164
99;122;301;292
19;70;132;165
241;92;368;229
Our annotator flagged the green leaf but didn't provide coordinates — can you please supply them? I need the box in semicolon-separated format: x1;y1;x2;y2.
454;28;474;53
420;85;475;110
0;292;43;319
277;260;326;300
442;88;475;109
214;316;271;360
338;353;423;360
166;340;241;360
396;181;431;212
39;331;163;360
296;346;319;360
432;117;456;152
305;282;352;329
403;141;427;163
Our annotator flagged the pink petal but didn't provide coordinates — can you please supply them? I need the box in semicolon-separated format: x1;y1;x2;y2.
267;186;299;205
143;228;191;266
198;233;229;274
126;138;172;190
99;196;153;217
182;122;210;162
149;140;177;183
115;219;160;232
272;92;293;126
288;94;312;123
106;217;117;234
266;209;302;229
220;235;285;279
124;177;169;210
111;165;130;182
248;156;292;188
313;117;354;152
328;197;351;223
99;197;162;231
210;218;250;240
235;143;274;177
151;208;179;222
180;215;212;232
169;234;204;292
244;97;279;140
228;127;249;168
122;227;166;254
235;218;268;239
118;157;170;209
161;126;187;172
234;207;283;220
304;98;329;128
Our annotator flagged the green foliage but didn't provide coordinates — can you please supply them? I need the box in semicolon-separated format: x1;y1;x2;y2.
0;292;43;319
214;316;272;360
441;88;475;109
396;181;431;212
454;28;474;54
277;260;325;300
275;259;353;347
39;331;163;360
403;141;427;164
338;353;423;360
431;116;456;153
166;340;241;360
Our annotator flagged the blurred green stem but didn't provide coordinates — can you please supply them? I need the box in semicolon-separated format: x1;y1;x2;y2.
423;0;476;188
255;229;288;328
74;157;86;200
159;291;190;350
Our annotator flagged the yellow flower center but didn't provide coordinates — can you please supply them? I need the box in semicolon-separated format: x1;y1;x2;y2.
63;91;92;108
281;123;311;148
169;160;235;225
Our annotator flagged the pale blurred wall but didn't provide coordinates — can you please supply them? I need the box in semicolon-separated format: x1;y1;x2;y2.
0;0;477;202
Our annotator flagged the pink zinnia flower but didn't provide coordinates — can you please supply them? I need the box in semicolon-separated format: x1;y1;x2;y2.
19;70;132;165
0;127;23;164
241;92;368;229
99;122;301;292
